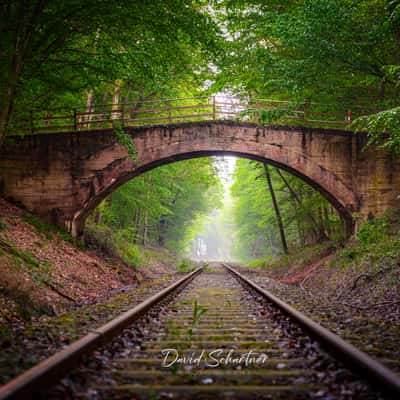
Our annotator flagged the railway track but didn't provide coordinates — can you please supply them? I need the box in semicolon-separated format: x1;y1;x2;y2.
1;263;399;399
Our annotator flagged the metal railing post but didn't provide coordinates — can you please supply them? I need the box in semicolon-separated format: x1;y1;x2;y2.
73;108;77;132
30;111;34;134
212;96;216;120
255;99;260;123
121;103;125;127
303;100;310;124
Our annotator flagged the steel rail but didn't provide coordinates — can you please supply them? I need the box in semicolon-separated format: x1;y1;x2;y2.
222;263;400;398
0;266;204;400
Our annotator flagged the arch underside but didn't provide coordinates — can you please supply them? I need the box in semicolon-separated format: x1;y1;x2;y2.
73;149;356;237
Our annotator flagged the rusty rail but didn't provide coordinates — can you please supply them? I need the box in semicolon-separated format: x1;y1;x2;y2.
0;265;204;400
2;263;399;398
223;263;400;398
8;96;372;135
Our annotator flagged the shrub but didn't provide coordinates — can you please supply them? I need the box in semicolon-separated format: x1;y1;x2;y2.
120;244;141;267
176;259;195;273
356;217;390;246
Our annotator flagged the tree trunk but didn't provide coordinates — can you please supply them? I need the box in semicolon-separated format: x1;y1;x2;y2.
380;79;385;100
84;89;94;127
0;97;12;146
275;168;328;242
264;164;288;254
133;208;141;244
143;208;148;247
94;211;102;224
0;70;20;147
323;206;331;237
142;175;152;247
111;80;122;120
296;217;305;247
158;218;166;246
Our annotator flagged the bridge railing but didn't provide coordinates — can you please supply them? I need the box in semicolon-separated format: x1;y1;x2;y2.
7;96;375;135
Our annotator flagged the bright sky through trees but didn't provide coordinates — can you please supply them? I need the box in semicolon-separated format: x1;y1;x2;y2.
188;156;236;261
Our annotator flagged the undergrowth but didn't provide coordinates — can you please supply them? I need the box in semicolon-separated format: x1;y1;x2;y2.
23;214;73;243
176;259;196;273
245;210;400;283
246;241;334;271
334;212;400;274
85;223;142;267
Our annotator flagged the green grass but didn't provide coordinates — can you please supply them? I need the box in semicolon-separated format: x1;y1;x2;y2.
245;213;400;278
245;241;335;272
23;214;73;243
176;259;196;273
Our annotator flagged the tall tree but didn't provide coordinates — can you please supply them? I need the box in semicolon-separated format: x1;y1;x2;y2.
264;164;288;254
214;0;399;114
88;157;223;255
0;0;220;145
230;159;343;261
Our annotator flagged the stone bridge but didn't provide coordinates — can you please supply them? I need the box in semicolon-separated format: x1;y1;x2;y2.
0;121;399;237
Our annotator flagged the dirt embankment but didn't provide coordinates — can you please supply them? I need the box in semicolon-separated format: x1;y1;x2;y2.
0;198;175;325
242;240;400;327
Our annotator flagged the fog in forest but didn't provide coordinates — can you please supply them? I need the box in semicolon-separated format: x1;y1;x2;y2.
189;156;237;261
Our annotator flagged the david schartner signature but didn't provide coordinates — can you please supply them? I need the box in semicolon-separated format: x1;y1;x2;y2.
161;348;269;368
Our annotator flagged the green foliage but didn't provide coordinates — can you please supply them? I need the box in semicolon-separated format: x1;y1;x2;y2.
334;216;400;271
230;159;344;261
246;242;334;272
120;245;141;267
115;230;142;267
87;158;223;257
85;223;142;267
353;107;400;154
192;299;208;324
187;299;208;339
214;0;399;132
114;122;138;162
176;259;196;273
1;0;221;144
356;217;390;246
340;247;357;261
258;109;290;125
247;257;274;269
84;223;118;254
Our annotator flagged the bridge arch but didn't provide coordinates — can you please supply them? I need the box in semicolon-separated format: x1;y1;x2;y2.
1;121;399;239
71;149;355;238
